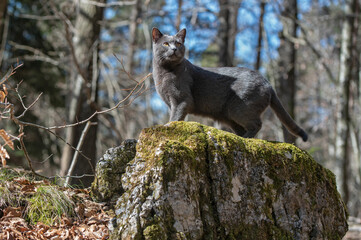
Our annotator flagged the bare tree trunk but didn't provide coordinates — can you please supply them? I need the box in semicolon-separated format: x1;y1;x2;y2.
255;0;265;71
143;23;154;127
0;0;8;68
217;0;240;67
276;0;298;143
60;0;105;186
176;0;183;31
126;0;142;74
336;0;359;208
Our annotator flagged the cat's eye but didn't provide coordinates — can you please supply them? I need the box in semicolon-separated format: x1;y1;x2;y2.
175;42;182;47
163;42;169;47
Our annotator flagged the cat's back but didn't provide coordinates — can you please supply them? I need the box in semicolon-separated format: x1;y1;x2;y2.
203;66;264;81
201;66;272;99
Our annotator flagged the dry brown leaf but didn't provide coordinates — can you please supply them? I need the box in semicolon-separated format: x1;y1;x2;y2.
21;184;36;194
14;178;31;185
2;84;8;95
0;90;5;102
75;203;85;219
0;129;14;150
6;231;15;240
2;206;22;218
0;145;9;166
61;216;73;226
15;226;28;233
35;223;50;231
84;207;98;218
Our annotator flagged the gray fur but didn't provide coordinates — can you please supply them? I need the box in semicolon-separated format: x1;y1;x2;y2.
152;28;308;142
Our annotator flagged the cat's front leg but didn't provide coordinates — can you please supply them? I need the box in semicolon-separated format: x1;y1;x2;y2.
169;101;188;121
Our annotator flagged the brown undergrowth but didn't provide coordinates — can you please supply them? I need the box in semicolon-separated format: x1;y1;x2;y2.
0;167;112;239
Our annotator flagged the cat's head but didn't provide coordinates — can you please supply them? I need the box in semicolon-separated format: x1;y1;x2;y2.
152;28;186;67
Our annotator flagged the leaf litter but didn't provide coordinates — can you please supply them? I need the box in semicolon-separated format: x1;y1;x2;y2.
0;172;112;239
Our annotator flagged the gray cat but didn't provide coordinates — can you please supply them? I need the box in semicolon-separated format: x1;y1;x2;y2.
152;28;308;142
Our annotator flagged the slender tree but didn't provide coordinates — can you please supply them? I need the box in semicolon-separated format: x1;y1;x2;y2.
126;0;142;74
217;0;240;67
336;0;359;207
255;0;265;71
176;0;183;31
60;0;105;186
276;0;298;143
0;0;8;68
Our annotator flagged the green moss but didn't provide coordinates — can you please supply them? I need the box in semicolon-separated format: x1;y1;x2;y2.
90;139;137;202
143;224;167;240
0;168;78;226
26;186;74;225
112;121;347;239
138;122;207;160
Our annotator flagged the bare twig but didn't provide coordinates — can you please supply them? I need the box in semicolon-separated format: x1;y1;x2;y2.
15;72;151;131
15;81;44;119
49;173;94;180
1;59;151;181
9;41;61;66
278;12;337;83
0;61;23;85
299;27;337;83
64;121;95;186
19;124;47;179
114;54;139;83
80;0;136;7
64;26;88;84
15;14;60;21
48;1;75;34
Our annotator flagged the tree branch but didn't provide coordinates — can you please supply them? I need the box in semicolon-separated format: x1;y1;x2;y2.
64;121;95;186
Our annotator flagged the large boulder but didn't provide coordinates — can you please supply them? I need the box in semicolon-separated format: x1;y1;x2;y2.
91;121;348;240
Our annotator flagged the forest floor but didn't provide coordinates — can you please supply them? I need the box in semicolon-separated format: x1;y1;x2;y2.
0;167;111;239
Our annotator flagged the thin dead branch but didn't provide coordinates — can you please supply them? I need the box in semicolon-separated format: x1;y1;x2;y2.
80;0;136;7
1;60;151;181
0;61;23;85
64;121;95;186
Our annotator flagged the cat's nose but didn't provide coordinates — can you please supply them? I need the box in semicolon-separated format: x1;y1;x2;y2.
170;46;177;51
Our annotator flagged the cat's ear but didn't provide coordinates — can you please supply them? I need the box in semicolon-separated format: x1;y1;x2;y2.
176;28;186;43
152;28;163;43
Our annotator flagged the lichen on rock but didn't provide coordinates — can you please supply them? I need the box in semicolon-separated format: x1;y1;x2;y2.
90;139;137;203
91;121;348;240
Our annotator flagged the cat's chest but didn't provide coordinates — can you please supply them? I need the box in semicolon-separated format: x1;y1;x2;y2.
156;74;181;97
154;71;192;103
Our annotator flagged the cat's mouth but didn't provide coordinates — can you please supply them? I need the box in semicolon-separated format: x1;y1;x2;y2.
167;52;182;60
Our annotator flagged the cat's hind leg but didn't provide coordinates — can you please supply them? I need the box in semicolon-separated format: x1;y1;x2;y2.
242;119;262;138
229;121;247;136
230;116;262;138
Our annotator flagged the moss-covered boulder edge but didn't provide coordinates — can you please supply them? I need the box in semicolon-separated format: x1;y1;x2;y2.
91;121;348;240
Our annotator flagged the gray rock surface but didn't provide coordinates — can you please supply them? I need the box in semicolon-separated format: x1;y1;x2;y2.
91;139;137;203
91;121;348;240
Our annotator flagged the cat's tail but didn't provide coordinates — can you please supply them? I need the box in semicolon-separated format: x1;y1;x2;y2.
270;89;308;142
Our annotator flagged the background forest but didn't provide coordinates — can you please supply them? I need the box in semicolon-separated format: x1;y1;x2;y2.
0;0;360;218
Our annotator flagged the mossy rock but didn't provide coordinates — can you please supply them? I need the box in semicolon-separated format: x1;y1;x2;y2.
90;139;137;203
92;121;348;240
